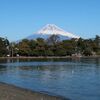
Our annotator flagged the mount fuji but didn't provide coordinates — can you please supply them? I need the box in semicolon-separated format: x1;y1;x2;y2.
25;24;80;40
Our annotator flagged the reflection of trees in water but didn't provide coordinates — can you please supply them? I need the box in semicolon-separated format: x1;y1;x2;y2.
95;58;100;66
18;64;76;82
93;58;100;75
0;65;7;72
0;59;7;63
19;65;68;72
0;58;100;82
6;58;19;63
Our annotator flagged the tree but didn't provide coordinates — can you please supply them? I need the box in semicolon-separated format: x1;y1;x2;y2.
83;48;92;56
47;35;60;45
17;39;31;56
94;35;100;54
0;37;9;56
95;35;100;47
62;39;76;55
10;35;100;57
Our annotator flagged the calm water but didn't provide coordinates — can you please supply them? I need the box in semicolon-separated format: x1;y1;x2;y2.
0;58;100;100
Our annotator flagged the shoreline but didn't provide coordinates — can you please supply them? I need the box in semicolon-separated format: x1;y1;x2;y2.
0;55;100;59
0;82;69;100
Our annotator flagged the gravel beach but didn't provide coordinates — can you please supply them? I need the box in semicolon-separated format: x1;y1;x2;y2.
0;83;68;100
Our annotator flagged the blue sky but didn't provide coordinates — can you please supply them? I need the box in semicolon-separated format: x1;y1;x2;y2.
0;0;100;41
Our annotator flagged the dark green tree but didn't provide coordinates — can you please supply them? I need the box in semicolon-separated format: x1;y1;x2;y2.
0;37;9;56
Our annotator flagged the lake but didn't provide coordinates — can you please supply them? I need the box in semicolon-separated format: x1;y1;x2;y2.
0;57;100;100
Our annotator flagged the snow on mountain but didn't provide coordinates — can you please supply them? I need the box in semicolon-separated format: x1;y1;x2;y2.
25;24;80;40
37;24;80;39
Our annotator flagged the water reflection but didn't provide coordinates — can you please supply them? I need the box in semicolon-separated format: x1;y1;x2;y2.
0;57;100;100
0;65;7;71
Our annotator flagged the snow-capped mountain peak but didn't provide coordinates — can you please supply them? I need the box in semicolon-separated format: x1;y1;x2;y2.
37;24;80;39
22;24;80;41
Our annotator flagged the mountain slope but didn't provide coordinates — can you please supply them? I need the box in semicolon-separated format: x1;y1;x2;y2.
26;24;80;40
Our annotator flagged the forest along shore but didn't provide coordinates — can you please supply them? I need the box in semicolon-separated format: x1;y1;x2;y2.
0;82;69;100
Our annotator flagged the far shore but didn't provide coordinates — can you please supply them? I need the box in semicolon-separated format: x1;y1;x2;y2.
0;55;100;59
0;82;68;100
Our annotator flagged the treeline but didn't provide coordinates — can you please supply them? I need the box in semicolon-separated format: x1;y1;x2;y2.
0;35;100;57
0;37;9;56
